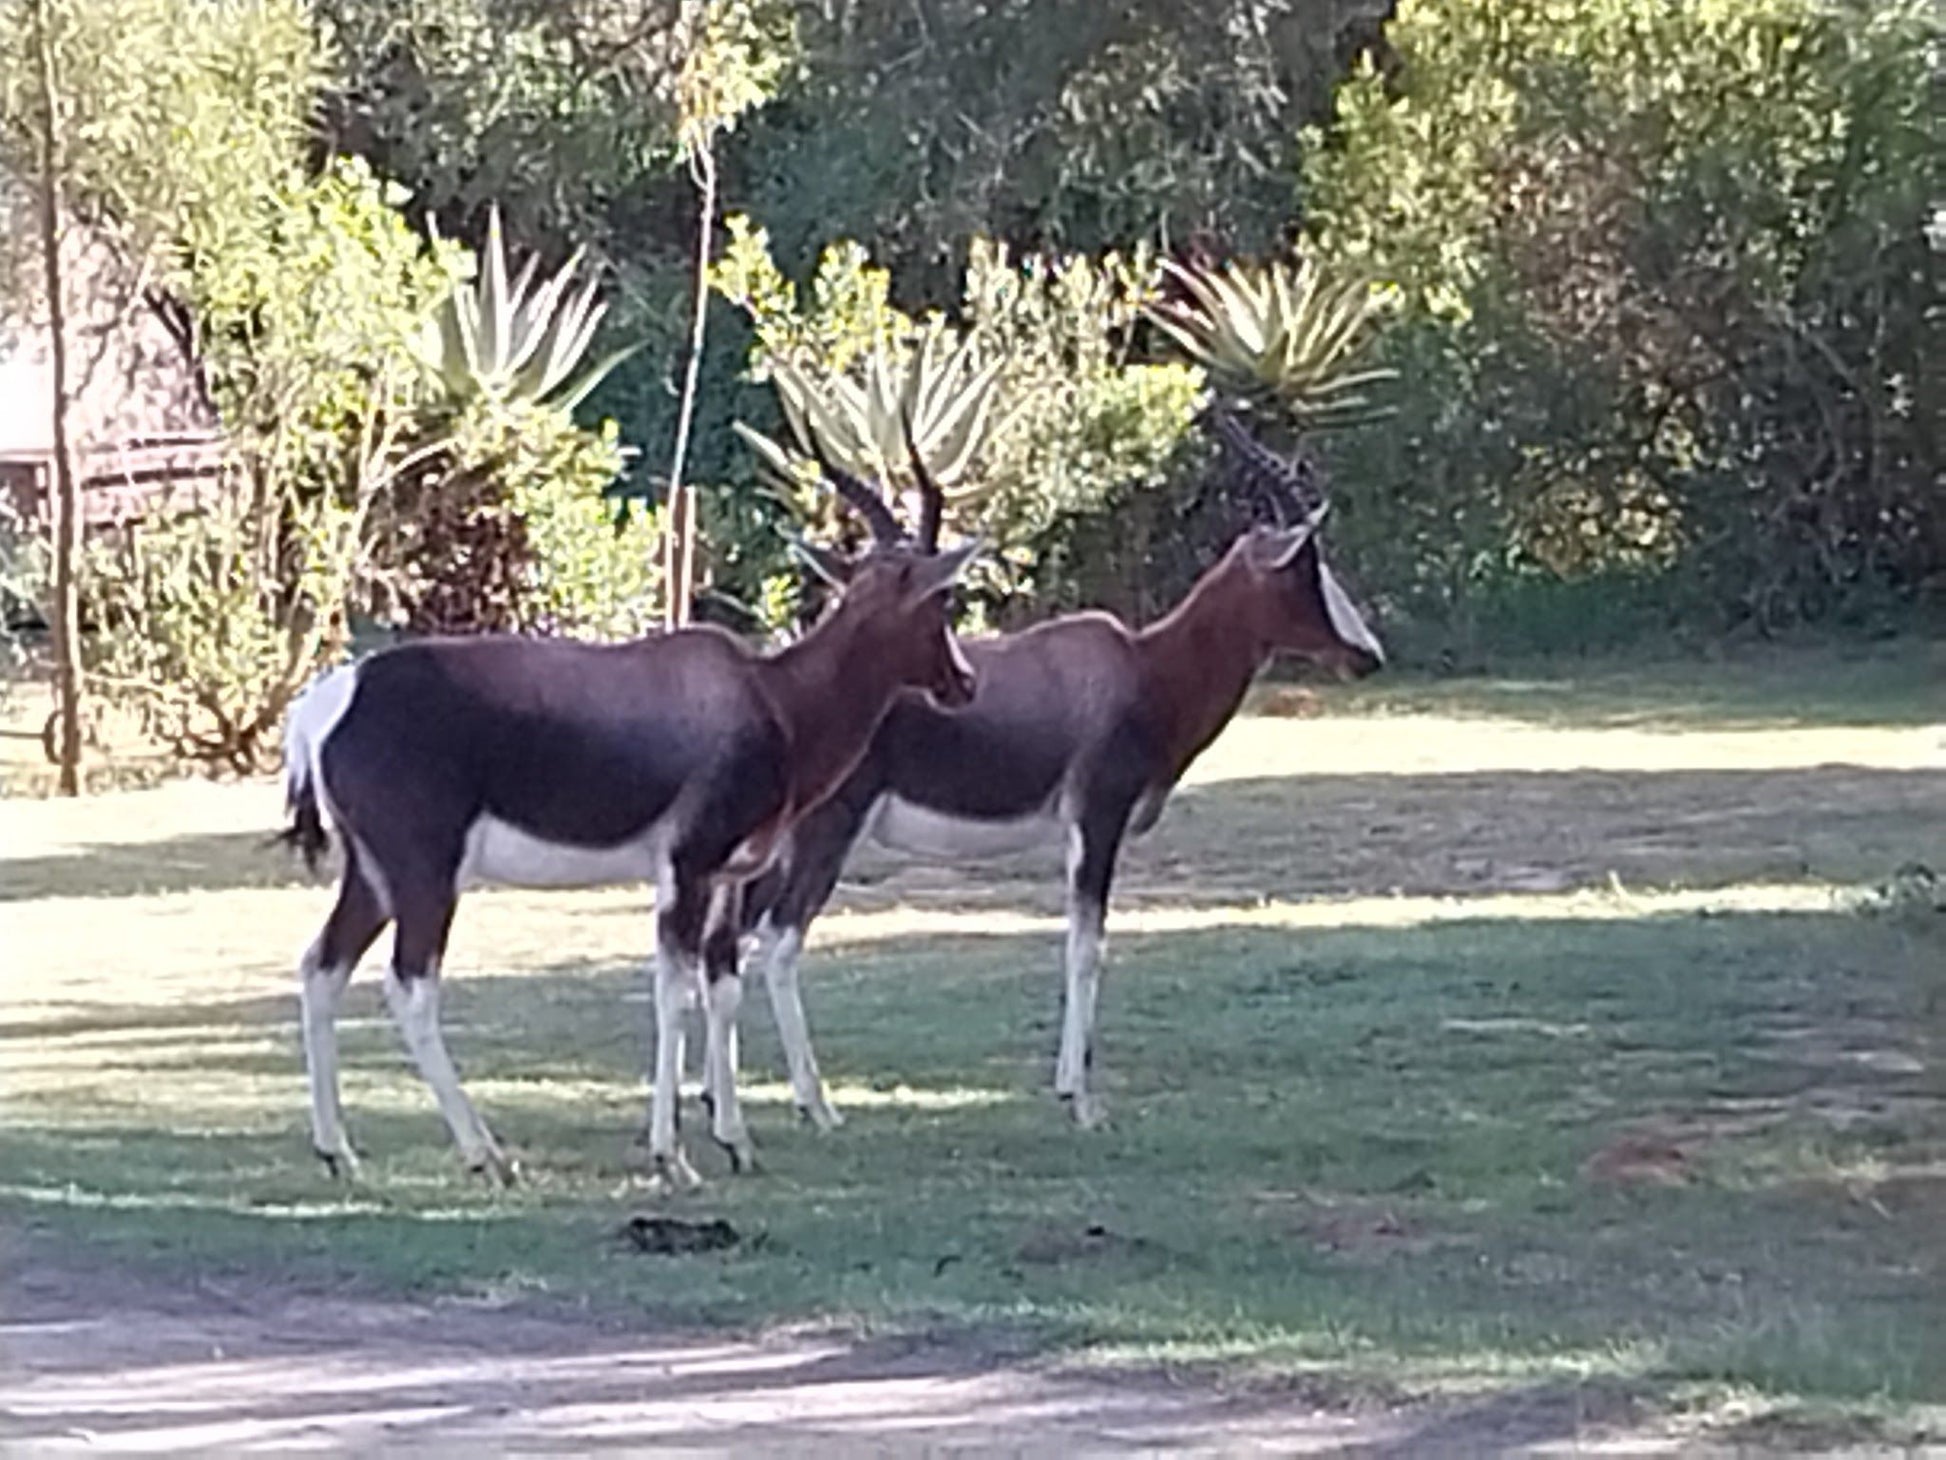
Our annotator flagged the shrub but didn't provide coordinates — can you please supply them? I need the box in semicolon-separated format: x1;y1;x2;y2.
385;398;658;638
1304;0;1944;650
713;219;1205;626
68;156;457;771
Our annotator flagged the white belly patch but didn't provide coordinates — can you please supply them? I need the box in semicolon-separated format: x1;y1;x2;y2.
866;795;1060;862
455;815;665;890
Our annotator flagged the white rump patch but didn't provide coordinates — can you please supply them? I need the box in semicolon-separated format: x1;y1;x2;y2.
866;795;1061;862
456;815;667;891
1318;557;1385;664
283;663;360;828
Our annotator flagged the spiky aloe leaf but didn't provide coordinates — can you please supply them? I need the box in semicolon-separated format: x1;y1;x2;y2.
740;325;1006;531
732;418;812;492
1148;256;1396;427
514;277;605;402
551;342;641;413
504;256;575;386
478;210;514;386
915;361;1003;489
423;206;635;411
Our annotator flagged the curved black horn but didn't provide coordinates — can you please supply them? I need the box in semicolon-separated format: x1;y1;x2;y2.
804;430;903;547
900;405;945;552
1200;402;1325;521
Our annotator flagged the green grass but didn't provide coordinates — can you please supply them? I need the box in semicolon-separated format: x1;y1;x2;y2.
1317;635;1946;730
3;645;1942;1437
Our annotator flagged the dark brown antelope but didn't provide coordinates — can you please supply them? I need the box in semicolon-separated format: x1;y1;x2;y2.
728;409;1383;1129
279;465;979;1189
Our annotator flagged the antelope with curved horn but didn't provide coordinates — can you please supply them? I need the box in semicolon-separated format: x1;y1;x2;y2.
279;456;979;1188
726;409;1384;1129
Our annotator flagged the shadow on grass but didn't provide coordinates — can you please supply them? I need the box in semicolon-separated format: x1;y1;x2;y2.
7;763;1943;906
6;898;1941;1413
1;827;322;904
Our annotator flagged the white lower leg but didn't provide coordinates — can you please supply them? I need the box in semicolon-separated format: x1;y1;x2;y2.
636;957;701;1138
759;925;840;1127
383;969;508;1178
1054;916;1103;1095
648;954;700;1187
300;945;357;1171
703;973;754;1167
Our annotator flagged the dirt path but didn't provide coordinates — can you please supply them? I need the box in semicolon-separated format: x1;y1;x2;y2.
0;1251;1746;1457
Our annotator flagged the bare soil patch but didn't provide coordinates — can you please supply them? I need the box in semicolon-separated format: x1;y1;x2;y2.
0;1246;1869;1456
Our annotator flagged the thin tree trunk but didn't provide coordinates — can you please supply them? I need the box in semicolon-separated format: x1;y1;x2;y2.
661;140;717;630
30;0;83;796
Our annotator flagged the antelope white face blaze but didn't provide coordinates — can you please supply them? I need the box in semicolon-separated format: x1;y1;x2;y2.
1318;556;1385;664
284;663;358;827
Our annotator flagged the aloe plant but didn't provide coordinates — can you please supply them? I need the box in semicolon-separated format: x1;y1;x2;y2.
734;321;1005;530
1146;257;1396;429
420;208;634;412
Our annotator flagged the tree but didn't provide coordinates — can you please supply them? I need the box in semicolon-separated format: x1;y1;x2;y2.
660;0;788;627
318;0;706;247
725;1;1393;283
84;156;458;770
23;0;80;794
0;0;315;789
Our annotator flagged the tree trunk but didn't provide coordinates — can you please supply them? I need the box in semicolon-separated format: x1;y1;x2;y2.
30;0;84;796
661;140;718;630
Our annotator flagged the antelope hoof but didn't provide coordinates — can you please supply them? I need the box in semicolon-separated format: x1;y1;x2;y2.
796;1099;844;1131
469;1148;521;1188
714;1133;759;1175
647;1149;704;1194
1060;1092;1109;1130
315;1145;360;1181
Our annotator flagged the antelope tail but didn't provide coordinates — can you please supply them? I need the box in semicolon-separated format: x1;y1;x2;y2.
276;666;355;873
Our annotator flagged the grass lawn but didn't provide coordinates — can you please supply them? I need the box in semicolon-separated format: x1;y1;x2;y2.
3;641;1942;1441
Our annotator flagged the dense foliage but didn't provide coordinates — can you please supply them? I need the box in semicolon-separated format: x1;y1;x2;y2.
4;0;1938;782
0;0;651;770
91;153;457;767
714;222;1204;627
1305;0;1942;652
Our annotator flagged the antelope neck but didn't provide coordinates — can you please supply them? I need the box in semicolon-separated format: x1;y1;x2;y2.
760;607;914;812
1136;553;1269;774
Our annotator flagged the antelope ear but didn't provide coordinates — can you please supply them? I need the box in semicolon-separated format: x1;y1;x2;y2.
901;538;981;604
1245;519;1319;573
784;534;854;588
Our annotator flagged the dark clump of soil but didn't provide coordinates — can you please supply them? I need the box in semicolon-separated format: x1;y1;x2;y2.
1016;1221;1150;1266
621;1215;741;1255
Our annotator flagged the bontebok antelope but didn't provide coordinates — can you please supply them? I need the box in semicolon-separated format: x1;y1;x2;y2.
733;409;1384;1128
280;469;979;1188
